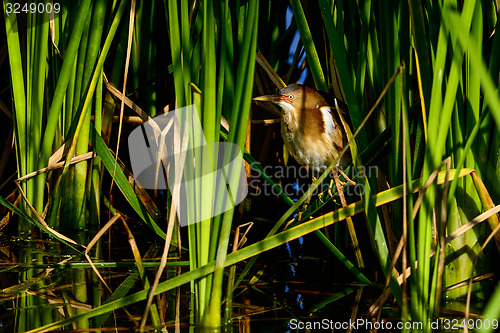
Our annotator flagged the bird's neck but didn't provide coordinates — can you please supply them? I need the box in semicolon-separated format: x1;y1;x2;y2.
278;101;301;133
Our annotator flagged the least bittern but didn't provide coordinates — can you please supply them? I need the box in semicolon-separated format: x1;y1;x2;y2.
253;84;352;184
254;84;362;267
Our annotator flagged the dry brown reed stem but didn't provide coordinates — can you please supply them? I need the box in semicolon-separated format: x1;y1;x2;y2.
14;180;82;248
140;114;190;331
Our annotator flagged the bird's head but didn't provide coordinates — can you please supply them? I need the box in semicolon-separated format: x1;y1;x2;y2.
253;84;328;115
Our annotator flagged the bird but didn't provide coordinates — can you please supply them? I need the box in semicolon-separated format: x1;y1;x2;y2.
253;84;351;177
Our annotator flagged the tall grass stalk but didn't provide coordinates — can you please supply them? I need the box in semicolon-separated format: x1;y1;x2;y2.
4;0;62;329
166;0;259;327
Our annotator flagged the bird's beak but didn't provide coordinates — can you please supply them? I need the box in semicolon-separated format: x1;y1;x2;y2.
252;95;282;103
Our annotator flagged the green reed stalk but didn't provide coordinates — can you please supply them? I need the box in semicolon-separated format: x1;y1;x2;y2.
166;0;260;327
5;1;56;329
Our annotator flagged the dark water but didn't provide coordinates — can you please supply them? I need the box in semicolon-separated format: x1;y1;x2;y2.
0;226;496;333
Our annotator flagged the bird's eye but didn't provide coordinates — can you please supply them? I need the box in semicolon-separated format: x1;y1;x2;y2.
289;94;294;100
